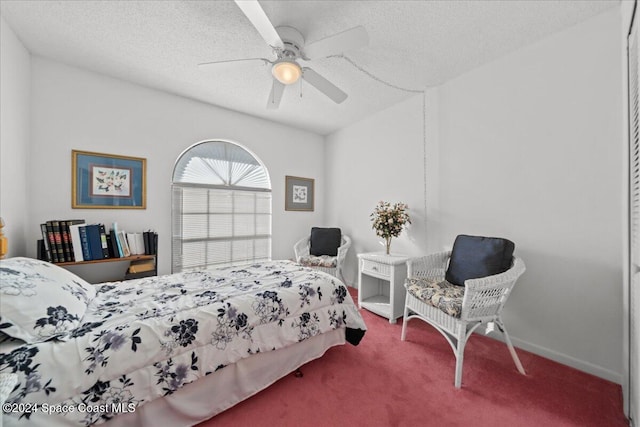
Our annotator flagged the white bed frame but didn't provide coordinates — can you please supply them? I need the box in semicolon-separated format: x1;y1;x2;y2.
106;329;345;426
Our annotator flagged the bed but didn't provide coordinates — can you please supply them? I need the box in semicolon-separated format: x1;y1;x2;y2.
0;257;366;426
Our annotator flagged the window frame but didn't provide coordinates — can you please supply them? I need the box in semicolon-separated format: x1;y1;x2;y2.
171;140;272;273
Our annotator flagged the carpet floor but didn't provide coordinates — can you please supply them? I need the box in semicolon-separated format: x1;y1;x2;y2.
199;288;627;427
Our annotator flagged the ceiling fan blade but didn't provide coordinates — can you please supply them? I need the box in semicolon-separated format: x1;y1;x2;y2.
303;26;368;59
267;79;285;109
198;58;270;69
234;0;284;49
302;68;348;104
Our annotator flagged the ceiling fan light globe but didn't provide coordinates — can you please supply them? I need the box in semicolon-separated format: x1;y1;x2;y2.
272;61;301;85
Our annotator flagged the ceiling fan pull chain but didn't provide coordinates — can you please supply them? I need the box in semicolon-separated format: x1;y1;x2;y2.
299;79;303;98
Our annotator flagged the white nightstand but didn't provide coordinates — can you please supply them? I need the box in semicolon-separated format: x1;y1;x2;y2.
357;252;410;323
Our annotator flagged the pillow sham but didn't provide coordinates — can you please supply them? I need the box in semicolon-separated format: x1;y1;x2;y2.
444;235;515;286
0;257;96;343
309;227;342;257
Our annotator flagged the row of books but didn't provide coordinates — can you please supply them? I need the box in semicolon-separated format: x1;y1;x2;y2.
39;220;157;263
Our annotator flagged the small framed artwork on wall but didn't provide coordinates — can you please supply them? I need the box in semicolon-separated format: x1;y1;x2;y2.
72;150;146;209
285;175;314;211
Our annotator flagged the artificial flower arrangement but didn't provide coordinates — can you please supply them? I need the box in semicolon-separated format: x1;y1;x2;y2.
370;201;411;254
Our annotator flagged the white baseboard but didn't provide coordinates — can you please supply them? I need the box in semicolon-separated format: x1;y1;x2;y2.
506;335;623;385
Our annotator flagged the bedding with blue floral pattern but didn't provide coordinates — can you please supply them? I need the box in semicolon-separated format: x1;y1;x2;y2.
0;258;96;343
0;259;366;426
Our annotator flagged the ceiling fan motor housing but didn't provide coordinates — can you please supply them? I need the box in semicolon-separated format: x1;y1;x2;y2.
275;26;305;59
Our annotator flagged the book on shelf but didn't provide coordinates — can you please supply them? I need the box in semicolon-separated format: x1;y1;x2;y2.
126;232;146;255
142;230;158;255
45;222;58;262
153;232;158;255
45;220;64;263
68;221;87;262
84;224;104;261
111;222;124;258
37;239;46;262
117;230;131;257
127;259;155;274
59;221;72;262
62;220;84;262
51;220;65;262
106;233;119;258
39;223;53;262
98;224;110;259
143;231;151;255
78;225;92;260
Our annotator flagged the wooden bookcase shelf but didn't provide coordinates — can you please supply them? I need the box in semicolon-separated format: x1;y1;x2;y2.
38;220;159;283
57;254;155;267
57;255;157;284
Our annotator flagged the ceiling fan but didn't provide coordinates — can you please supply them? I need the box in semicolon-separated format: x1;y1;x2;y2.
198;0;369;109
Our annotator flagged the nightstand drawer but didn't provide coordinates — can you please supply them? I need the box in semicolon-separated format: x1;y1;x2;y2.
361;259;390;278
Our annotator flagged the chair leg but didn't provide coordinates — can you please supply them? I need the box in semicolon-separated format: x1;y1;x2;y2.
401;305;410;341
496;318;526;376
454;328;467;388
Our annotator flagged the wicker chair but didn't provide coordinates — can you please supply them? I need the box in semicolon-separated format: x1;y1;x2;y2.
294;234;351;282
401;250;526;388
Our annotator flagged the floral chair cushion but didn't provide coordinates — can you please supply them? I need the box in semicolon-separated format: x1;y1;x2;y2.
0;257;96;343
298;255;338;269
405;277;465;318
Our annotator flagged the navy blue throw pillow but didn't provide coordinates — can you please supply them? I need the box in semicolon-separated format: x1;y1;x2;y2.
445;235;515;286
310;227;342;257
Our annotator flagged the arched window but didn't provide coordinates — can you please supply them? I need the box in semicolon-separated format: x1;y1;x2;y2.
171;140;271;272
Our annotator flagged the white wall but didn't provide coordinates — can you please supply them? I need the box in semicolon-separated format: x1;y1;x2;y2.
28;57;325;274
326;8;624;383
437;9;623;381
325;92;441;286
0;16;30;258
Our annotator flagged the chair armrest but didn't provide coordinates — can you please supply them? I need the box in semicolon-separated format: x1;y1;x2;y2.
336;235;351;265
293;237;310;261
461;257;526;321
407;251;451;280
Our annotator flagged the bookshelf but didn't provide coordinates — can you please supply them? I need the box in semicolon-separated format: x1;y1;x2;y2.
57;254;155;266
58;254;157;284
37;219;158;283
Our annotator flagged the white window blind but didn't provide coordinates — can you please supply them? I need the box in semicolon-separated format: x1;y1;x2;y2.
172;141;272;272
628;12;639;423
631;21;640;267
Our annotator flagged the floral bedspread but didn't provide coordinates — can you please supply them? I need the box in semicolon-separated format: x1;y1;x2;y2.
0;261;366;426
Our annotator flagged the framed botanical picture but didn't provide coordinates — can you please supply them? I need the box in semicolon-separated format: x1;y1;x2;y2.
285;175;314;211
72;150;146;209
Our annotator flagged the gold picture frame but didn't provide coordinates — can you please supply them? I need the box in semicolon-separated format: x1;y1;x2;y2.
285;175;314;211
72;150;146;209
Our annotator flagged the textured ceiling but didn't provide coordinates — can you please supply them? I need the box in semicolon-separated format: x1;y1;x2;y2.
0;0;618;135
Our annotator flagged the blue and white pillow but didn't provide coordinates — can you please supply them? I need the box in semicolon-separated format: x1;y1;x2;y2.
0;257;96;343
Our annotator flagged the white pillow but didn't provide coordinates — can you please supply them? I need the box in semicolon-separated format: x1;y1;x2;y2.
0;257;96;343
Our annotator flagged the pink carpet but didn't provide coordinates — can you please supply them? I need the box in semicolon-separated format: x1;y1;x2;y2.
199;288;627;427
